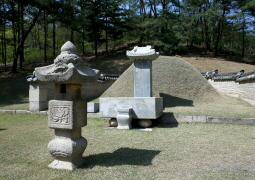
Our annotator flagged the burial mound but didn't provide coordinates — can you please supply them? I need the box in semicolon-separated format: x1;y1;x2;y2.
101;56;221;108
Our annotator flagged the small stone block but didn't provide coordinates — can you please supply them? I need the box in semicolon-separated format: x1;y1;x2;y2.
117;108;132;129
48;100;87;129
87;102;99;113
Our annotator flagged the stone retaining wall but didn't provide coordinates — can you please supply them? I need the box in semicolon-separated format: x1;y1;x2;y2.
203;70;255;105
208;79;255;105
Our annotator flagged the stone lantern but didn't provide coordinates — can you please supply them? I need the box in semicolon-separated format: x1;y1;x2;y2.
34;41;100;170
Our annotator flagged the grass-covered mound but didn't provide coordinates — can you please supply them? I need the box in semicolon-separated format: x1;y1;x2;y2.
101;56;255;117
101;56;220;106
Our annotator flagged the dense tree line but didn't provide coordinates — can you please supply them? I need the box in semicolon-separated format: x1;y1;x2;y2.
0;0;255;73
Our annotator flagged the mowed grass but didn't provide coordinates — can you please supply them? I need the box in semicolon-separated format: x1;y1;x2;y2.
164;95;255;118
0;114;255;179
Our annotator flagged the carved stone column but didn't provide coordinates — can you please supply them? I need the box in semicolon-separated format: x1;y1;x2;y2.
48;97;87;170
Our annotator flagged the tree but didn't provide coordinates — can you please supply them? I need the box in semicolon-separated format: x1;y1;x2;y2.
12;6;43;73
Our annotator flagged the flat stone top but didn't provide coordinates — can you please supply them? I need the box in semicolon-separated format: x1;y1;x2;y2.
126;45;159;61
34;41;100;84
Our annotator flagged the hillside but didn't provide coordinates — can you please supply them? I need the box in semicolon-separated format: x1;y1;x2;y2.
101;56;255;118
101;56;221;106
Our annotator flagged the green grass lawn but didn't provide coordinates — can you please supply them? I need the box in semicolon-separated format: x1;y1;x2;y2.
1;114;255;179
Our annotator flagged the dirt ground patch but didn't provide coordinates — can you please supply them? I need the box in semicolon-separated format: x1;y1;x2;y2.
180;56;255;73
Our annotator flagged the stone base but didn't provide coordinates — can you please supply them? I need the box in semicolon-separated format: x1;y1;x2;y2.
99;97;163;119
30;101;48;112
48;157;85;170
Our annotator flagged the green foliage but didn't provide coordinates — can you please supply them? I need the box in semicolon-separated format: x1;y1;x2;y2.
1;0;255;69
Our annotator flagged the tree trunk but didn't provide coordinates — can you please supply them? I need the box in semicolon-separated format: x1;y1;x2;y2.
81;27;85;55
213;0;227;56
241;14;245;58
19;0;25;68
204;18;211;51
94;32;98;57
53;0;56;56
53;21;56;56
12;8;43;73
44;10;47;62
1;0;7;67
105;17;108;56
71;30;74;44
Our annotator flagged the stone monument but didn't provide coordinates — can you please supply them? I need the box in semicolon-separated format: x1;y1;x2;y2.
129;45;159;97
34;41;100;170
100;45;163;129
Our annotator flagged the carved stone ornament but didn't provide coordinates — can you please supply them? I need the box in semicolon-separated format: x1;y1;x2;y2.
34;41;100;83
126;45;159;61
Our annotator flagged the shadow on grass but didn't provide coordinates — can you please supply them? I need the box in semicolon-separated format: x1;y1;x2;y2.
0;75;29;107
81;147;160;169
157;112;179;128
159;93;194;108
0;128;7;131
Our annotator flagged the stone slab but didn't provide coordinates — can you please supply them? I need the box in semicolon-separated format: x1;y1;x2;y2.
0;110;14;113
207;117;255;126
99;97;163;119
3;110;15;114
16;110;30;114
87;102;99;113
134;60;152;97
160;114;207;124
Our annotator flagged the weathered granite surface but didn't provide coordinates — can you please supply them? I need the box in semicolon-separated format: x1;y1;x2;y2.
126;45;159;61
116;108;132;129
87;102;99;113
134;60;152;97
127;45;159;98
34;41;99;170
35;41;100;84
100;97;163;119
